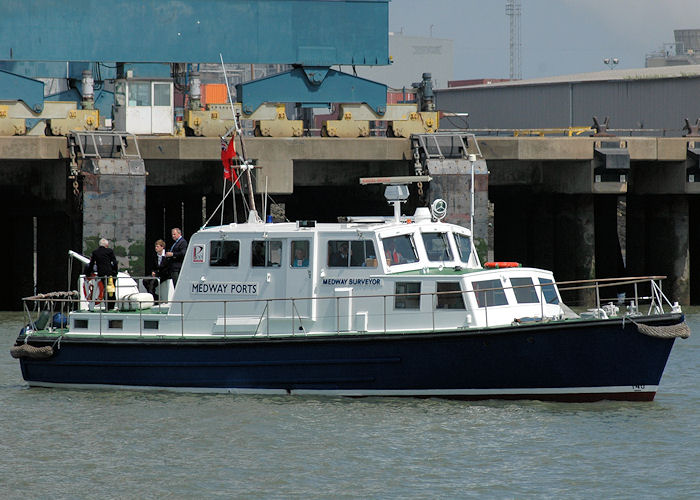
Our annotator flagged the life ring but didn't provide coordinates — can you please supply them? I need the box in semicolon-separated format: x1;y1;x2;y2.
484;261;521;269
83;275;104;304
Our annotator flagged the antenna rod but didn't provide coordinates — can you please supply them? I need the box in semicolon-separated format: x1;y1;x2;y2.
220;53;257;214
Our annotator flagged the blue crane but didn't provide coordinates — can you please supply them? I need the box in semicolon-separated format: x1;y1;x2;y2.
0;0;389;117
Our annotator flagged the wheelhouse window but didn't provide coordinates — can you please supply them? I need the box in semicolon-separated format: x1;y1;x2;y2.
511;277;539;304
395;282;421;309
382;234;418;266
291;240;310;268
436;282;465;309
454;233;472;264
472;279;508;307
538;278;560;304
210;240;240;267
252;240;282;267
422;233;453;261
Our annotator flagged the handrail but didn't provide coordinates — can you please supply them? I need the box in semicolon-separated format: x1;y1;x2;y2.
20;276;677;338
22;275;670;308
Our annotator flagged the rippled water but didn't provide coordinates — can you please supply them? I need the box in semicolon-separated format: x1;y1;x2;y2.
1;311;698;499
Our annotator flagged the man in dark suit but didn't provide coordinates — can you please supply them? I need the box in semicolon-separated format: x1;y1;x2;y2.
165;227;187;285
146;239;171;302
152;239;171;281
87;238;119;310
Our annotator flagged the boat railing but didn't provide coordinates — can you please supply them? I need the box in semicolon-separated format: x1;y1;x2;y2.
19;275;680;337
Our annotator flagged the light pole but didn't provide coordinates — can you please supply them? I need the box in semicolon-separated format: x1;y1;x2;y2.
603;57;620;69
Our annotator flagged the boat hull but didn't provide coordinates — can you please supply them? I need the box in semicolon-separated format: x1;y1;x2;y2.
16;314;682;402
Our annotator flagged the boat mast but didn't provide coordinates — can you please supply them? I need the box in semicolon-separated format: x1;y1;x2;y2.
220;54;258;216
468;153;476;237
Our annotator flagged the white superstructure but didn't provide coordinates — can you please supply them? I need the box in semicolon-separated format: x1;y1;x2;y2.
67;208;563;338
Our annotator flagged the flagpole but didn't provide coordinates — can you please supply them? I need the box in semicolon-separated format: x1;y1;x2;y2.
220;177;225;226
220;53;257;216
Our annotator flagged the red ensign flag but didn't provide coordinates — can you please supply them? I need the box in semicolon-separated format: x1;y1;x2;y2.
220;137;240;186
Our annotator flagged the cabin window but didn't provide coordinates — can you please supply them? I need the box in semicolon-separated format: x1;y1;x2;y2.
436;282;465;309
143;320;159;330
328;241;350;267
328;240;377;267
252;240;282;267
511;277;539;304
210;240;240;267
471;279;508;307
423;233;453;261
291;240;310;268
351;240;378;267
382;234;418;266
454;233;472;263
538;278;560;304
395;282;421;309
73;319;88;329
108;319;123;329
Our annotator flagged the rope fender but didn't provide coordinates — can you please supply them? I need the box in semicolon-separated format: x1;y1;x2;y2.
632;320;691;339
10;344;54;360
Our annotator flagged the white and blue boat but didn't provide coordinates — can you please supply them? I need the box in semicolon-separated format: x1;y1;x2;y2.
10;96;690;401
11;176;690;401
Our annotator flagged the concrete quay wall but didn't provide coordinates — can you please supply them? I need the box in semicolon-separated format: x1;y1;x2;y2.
1;135;698;308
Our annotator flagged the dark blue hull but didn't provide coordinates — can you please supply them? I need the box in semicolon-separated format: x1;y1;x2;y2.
15;314;683;401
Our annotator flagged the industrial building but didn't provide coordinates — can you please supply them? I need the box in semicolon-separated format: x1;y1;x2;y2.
436;65;700;131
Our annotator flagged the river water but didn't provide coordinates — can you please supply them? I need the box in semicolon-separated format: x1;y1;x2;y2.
1;310;698;499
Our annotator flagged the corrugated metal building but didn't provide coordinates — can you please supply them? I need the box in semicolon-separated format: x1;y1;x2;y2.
436;65;700;132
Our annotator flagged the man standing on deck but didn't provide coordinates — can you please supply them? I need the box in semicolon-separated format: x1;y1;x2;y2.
165;227;187;285
87;238;119;310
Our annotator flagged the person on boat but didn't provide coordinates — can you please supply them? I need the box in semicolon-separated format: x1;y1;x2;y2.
329;243;349;267
86;238;118;310
252;241;266;267
165;228;187;284
292;246;309;267
384;240;402;265
146;239;171;302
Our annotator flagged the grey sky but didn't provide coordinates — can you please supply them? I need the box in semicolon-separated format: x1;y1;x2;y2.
389;0;700;80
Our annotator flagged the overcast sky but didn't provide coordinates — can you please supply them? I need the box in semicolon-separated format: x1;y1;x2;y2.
389;0;700;80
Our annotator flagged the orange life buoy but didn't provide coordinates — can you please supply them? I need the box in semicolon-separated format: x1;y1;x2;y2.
484;261;521;269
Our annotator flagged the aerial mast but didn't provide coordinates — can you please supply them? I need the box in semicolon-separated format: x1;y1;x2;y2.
505;0;522;80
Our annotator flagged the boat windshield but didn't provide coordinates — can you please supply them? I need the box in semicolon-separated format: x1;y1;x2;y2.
454;233;472;264
382;234;418;266
422;232;452;262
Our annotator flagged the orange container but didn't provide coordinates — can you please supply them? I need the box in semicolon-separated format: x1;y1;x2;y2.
201;84;228;105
